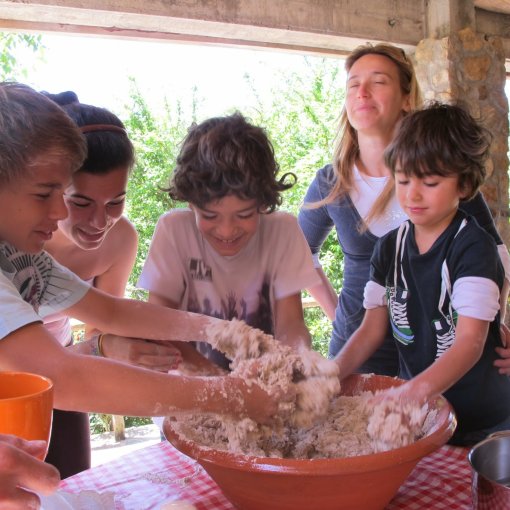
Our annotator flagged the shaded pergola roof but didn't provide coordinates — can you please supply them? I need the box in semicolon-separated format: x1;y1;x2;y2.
0;0;509;66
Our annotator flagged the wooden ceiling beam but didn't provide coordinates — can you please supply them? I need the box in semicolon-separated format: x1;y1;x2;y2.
0;0;423;55
0;0;508;61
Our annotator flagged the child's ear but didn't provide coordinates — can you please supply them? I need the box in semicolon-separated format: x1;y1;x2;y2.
402;95;412;114
458;183;472;200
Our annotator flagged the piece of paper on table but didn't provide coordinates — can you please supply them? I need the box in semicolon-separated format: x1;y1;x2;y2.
39;489;116;509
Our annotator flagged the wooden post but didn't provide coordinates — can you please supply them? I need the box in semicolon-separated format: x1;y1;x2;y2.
112;415;125;442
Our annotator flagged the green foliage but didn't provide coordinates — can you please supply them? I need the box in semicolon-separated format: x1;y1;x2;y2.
244;57;344;215
123;80;195;298
244;57;346;291
89;413;152;434
305;307;332;356
89;413;112;435
0;32;43;80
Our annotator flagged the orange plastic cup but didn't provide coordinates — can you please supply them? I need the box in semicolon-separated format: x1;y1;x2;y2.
0;371;53;459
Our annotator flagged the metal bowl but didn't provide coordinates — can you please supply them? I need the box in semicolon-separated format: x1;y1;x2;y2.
469;431;510;509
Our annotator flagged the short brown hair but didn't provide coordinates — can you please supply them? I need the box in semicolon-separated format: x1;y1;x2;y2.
385;102;490;200
0;82;86;185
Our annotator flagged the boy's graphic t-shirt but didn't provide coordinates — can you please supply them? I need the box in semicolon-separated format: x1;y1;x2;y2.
365;211;510;436
137;209;319;367
0;242;90;339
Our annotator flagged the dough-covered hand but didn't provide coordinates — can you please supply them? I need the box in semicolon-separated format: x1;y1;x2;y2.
0;434;60;509
494;324;510;375
207;319;340;427
101;335;183;372
234;378;296;425
365;387;428;451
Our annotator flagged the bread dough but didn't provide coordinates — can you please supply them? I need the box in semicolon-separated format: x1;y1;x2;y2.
206;318;341;428
169;391;433;458
168;319;434;458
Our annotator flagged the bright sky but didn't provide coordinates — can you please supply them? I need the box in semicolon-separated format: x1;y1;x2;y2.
15;33;341;119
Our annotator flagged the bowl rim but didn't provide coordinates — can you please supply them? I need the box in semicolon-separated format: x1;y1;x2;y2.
164;375;457;475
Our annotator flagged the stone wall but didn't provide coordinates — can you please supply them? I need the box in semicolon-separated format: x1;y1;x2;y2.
414;27;510;244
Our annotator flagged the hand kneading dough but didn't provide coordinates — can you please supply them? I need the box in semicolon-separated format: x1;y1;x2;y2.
169;319;433;459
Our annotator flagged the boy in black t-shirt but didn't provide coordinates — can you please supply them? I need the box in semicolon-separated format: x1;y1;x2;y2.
334;102;510;445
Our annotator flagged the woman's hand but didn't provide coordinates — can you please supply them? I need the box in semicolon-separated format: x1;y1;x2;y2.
0;434;60;509
494;323;510;375
101;335;183;372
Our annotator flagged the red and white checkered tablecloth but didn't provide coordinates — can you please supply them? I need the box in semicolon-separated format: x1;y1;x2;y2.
61;442;473;510
61;442;234;510
387;445;471;510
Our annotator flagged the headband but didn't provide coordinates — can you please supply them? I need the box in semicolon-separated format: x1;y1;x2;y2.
80;124;127;135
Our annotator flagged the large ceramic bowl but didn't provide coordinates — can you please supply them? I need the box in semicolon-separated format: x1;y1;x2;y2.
163;374;456;510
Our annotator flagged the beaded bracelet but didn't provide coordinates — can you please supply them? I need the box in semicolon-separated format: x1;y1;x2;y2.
91;333;106;357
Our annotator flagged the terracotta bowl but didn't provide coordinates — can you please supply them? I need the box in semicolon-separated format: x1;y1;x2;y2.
163;374;456;510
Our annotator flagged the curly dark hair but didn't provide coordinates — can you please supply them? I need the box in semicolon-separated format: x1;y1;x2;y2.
165;112;296;212
384;102;491;200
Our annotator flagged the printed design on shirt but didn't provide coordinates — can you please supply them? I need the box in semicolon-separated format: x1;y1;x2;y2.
387;286;414;345
0;244;52;312
253;282;273;335
388;221;414;345
432;310;458;358
189;258;212;282
188;280;274;371
187;279;273;334
432;220;467;359
222;291;243;320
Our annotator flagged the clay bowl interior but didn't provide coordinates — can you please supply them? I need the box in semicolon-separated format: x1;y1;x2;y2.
163;374;456;510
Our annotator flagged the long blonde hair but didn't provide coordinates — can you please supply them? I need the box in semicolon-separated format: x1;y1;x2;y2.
318;43;423;225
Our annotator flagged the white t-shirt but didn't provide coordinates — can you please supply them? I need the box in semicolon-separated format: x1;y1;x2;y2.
137;209;319;334
350;166;405;237
0;243;90;340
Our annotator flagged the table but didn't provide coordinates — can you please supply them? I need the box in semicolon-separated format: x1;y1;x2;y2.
61;442;473;510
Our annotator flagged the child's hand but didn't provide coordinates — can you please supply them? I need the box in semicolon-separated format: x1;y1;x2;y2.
494;324;510;375
367;384;412;406
235;379;296;425
101;335;183;372
365;387;429;451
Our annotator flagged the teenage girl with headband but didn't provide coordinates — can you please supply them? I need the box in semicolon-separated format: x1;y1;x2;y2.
43;91;181;477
